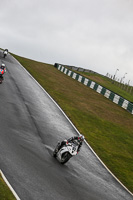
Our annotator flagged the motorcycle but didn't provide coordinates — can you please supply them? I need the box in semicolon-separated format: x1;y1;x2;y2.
53;142;78;164
3;49;8;58
0;69;4;84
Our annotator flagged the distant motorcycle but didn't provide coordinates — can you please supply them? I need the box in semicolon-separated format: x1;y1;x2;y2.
53;142;78;164
3;49;8;58
0;67;5;84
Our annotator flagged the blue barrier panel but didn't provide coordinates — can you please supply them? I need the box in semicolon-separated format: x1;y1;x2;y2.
87;80;92;87
127;102;133;113
81;77;85;84
101;87;106;95
94;83;98;91
118;97;124;107
109;92;115;101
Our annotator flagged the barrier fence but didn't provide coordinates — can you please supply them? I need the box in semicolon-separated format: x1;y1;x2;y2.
54;63;133;115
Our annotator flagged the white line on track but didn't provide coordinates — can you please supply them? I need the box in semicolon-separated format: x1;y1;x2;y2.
0;169;21;200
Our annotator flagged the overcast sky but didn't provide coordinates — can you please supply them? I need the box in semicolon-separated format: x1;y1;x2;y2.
1;0;133;85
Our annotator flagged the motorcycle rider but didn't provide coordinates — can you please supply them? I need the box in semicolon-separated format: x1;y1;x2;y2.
1;63;6;70
3;49;8;58
55;134;85;154
0;64;5;80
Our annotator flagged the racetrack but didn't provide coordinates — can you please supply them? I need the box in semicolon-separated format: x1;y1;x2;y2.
0;51;132;200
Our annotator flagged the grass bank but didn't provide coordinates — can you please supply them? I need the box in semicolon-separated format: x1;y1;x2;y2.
12;54;133;193
0;173;16;200
75;71;133;102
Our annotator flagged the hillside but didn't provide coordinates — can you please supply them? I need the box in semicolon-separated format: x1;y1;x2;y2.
12;53;133;193
80;72;133;102
64;66;133;103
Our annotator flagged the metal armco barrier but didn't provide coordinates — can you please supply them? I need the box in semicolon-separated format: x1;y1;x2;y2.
54;63;133;115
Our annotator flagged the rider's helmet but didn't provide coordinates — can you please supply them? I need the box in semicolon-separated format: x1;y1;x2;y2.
78;134;85;142
1;64;5;69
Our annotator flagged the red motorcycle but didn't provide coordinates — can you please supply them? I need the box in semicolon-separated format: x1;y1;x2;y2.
0;68;4;84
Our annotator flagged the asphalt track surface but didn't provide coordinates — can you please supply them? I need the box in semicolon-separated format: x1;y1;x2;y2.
0;51;132;200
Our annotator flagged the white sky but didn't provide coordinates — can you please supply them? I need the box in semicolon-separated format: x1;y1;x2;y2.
1;0;133;85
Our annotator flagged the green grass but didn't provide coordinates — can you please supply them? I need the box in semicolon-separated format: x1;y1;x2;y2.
75;71;133;102
0;174;16;200
10;54;133;193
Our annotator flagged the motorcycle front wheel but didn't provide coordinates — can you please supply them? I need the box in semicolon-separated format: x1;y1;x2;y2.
61;152;71;164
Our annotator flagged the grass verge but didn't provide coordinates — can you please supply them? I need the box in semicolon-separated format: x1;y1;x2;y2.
75;71;133;102
12;54;133;193
0;173;16;200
